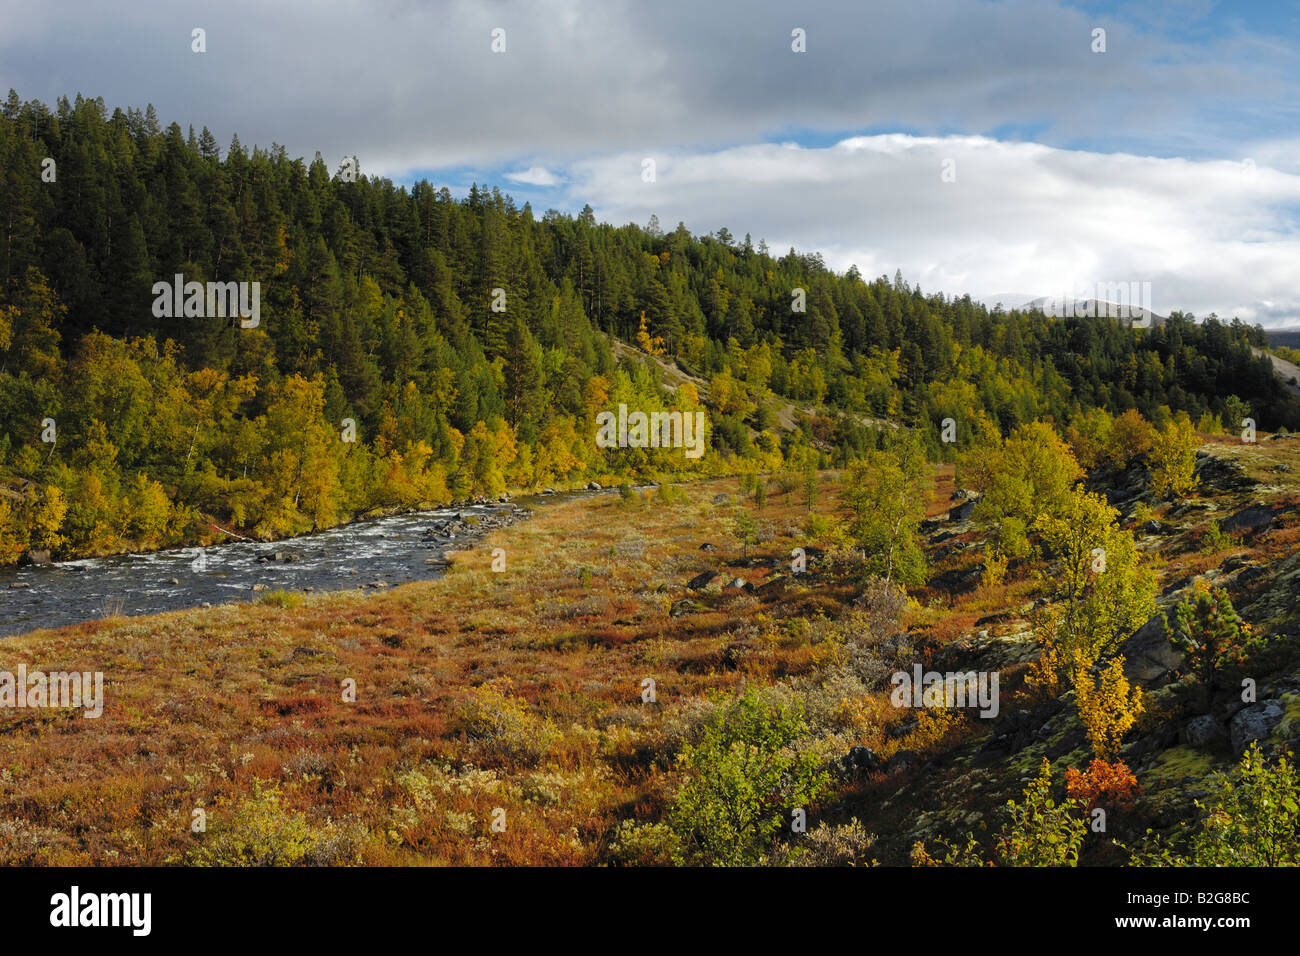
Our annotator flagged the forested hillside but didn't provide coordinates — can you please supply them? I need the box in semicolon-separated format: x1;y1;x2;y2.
2;91;1297;563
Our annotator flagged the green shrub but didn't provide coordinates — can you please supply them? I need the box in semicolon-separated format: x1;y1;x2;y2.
769;819;876;866
912;759;1087;867
733;508;759;558
189;780;317;867
656;483;683;506
606;820;681;866
1127;744;1300;866
669;689;829;866
1185;744;1300;866
1199;522;1235;555
258;589;304;608
774;472;800;504
456;681;560;767
804;512;835;541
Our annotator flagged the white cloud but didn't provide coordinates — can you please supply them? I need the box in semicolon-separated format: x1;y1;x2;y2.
504;166;562;186
564;135;1300;326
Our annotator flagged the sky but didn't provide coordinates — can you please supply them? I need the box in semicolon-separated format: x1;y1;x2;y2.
3;0;1299;324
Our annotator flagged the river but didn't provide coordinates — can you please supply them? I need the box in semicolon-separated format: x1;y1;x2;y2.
0;500;533;638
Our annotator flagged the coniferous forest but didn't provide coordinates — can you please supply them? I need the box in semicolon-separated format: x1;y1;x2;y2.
2;91;1296;564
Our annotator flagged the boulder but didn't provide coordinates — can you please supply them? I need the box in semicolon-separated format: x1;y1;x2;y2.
929;565;983;595
1121;610;1184;683
587;481;602;491
887;749;921;773
721;641;753;668
669;599;704;618
18;549;51;566
1219;503;1281;536
1105;487;1138;506
949;499;977;522
1236;565;1270;587
888;719;918;740
1127;718;1181;759
982;709;1025;744
686;570;720;591
1045;725;1089;759
1194;453;1259;493
842;745;881;775
1182;714;1228;749
1229;700;1285;756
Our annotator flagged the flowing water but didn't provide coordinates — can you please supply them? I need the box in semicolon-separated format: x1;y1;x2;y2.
0;501;529;638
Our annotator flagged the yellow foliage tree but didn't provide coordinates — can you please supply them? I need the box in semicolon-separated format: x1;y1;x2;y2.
1148;414;1200;499
29;485;68;552
1107;409;1154;465
126;472;172;543
635;311;666;356
1031;487;1156;668
1074;652;1144;760
0;498;22;563
0;304;14;353
708;369;753;417
1065;406;1115;471
962;421;1083;564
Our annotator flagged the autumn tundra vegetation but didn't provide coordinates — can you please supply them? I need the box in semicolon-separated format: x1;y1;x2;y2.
2;93;1300;866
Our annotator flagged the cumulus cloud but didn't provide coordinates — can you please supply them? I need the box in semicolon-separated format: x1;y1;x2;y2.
563;135;1300;325
504;166;562;186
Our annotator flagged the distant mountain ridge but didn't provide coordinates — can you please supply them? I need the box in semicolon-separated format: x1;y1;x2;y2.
980;293;1165;328
1266;328;1300;349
